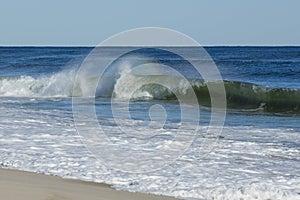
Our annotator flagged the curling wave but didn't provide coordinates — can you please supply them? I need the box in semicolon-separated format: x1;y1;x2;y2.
112;72;300;114
0;69;299;114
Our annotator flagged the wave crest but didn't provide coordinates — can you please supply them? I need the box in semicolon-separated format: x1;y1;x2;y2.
1;68;299;114
0;70;76;97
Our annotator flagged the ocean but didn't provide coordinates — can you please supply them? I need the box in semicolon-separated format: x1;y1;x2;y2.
0;46;299;200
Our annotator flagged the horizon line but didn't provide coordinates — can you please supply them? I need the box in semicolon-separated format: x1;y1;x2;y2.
1;44;300;47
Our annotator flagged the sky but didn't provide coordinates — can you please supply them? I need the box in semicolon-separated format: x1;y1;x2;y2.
0;0;300;46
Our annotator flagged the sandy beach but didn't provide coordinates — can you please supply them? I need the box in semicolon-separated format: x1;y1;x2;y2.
0;168;178;200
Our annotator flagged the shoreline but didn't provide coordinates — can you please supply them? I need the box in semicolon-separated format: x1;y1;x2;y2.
0;168;178;200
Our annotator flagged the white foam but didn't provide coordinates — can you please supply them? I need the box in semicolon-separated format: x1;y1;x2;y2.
0;102;299;200
0;69;77;97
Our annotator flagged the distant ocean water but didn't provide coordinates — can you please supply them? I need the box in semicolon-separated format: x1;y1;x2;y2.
0;47;299;200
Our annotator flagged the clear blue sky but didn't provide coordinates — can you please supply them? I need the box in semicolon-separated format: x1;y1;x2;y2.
1;0;300;46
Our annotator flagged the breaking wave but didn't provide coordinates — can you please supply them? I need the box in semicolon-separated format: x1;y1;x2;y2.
0;69;77;97
0;68;299;114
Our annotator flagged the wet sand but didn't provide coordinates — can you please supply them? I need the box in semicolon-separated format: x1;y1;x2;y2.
0;168;178;200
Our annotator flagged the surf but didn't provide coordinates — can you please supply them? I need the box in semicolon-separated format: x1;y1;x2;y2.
0;69;77;97
0;67;299;114
111;72;300;114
